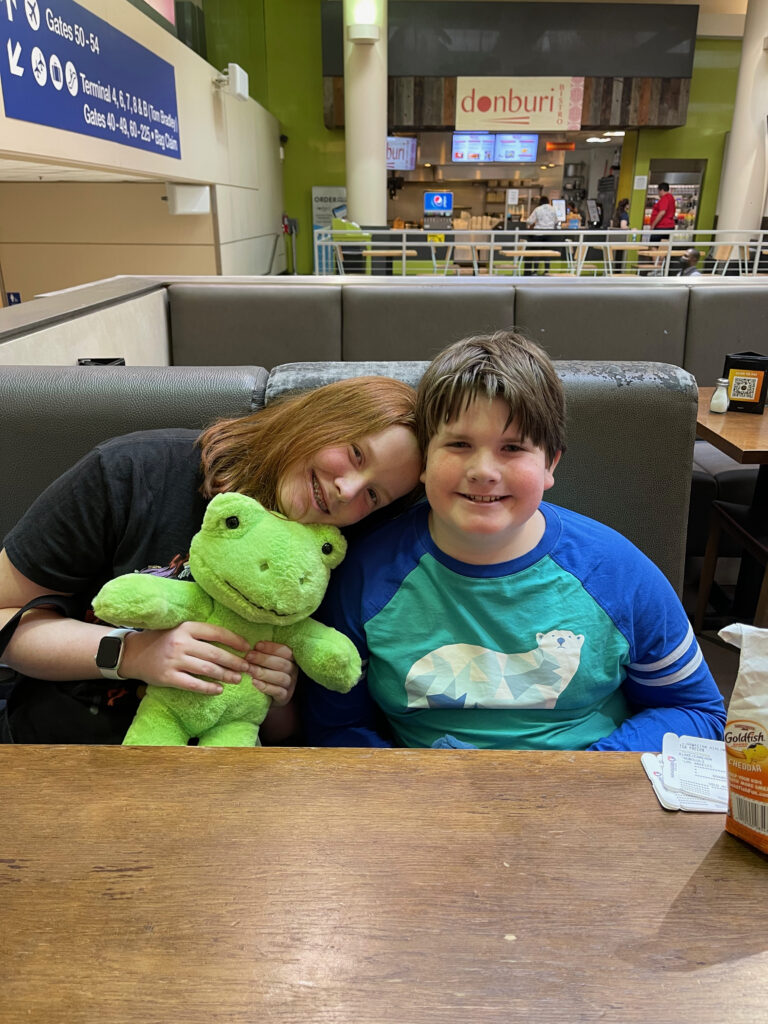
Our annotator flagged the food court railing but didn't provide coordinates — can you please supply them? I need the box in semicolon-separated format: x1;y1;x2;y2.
313;227;768;278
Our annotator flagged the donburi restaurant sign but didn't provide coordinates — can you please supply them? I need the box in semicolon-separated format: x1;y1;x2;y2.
455;77;584;132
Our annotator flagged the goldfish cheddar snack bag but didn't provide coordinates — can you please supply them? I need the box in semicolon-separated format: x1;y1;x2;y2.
719;623;768;853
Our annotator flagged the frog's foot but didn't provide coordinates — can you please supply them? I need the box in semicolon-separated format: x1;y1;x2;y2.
123;694;192;746
197;721;261;747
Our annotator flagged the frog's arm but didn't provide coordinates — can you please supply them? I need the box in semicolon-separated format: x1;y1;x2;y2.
93;575;214;631
276;617;362;694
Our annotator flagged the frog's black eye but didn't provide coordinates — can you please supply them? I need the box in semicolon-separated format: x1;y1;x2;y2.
322;542;333;555
225;516;240;530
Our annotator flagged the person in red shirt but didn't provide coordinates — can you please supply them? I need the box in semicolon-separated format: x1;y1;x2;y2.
650;182;676;241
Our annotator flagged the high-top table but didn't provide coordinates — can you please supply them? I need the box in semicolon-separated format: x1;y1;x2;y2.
2;746;767;1023
697;387;768;493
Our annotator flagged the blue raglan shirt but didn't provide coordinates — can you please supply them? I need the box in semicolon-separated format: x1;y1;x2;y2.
303;502;725;751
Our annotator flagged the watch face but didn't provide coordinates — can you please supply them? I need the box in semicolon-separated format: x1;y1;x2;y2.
97;635;123;669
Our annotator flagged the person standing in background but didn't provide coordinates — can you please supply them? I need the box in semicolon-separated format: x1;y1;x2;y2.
525;196;561;275
649;183;676;241
565;202;582;229
613;198;630;230
612;198;630;272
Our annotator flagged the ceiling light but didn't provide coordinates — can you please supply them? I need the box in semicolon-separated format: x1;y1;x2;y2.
586;136;611;143
603;131;626;137
347;0;382;42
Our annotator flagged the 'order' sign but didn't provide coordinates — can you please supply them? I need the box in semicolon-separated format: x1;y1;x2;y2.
455;77;583;132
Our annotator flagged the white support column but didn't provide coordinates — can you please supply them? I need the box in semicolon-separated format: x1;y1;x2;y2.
717;0;768;230
343;0;388;226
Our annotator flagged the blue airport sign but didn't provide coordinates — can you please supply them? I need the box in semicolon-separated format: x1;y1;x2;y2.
0;0;181;158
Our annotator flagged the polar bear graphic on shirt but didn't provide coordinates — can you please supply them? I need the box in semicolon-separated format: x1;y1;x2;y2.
404;629;585;710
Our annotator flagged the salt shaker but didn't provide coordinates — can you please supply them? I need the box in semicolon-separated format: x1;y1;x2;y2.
709;378;730;414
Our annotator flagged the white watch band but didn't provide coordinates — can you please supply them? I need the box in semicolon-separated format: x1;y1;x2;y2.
95;627;138;681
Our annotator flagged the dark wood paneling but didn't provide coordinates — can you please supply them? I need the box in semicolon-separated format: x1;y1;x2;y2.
323;76;691;130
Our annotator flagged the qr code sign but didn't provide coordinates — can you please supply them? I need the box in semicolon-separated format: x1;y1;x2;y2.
731;375;759;401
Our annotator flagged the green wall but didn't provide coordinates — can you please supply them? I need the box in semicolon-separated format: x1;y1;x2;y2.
204;4;742;269
203;0;268;106
631;38;741;230
205;0;344;274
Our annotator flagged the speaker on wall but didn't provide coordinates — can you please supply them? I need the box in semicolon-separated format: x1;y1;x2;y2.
164;183;211;216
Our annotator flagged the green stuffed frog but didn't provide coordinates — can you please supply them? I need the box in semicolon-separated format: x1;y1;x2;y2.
92;492;361;747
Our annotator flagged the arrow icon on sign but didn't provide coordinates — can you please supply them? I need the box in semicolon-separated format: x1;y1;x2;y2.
7;38;23;76
5;0;17;22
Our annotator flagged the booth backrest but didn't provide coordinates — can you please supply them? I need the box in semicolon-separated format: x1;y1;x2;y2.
683;285;768;384
0;359;697;592
3;277;768;387
0;365;267;545
266;359;697;591
340;284;517;361
168;284;342;369
514;285;689;363
159;279;768;381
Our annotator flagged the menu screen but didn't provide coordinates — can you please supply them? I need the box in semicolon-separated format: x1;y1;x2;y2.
387;137;417;170
451;133;495;163
493;133;539;163
451;133;540;163
552;199;567;222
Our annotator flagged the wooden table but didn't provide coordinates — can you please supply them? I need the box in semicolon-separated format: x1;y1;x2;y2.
360;249;418;258
453;242;503;275
498;249;563;273
3;746;767;1023
698;386;768;503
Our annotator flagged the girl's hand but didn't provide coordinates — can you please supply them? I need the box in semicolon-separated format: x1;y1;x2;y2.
246;642;298;706
119;622;252;695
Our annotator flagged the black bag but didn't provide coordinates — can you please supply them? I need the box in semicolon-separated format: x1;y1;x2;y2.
0;595;140;744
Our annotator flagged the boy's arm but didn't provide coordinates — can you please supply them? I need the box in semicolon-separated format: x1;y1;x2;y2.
587;666;726;752
588;563;726;751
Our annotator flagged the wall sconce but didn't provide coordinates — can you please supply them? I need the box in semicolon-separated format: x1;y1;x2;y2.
213;62;249;102
347;23;380;43
346;0;382;44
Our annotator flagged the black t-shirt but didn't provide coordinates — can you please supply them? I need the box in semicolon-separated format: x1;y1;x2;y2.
2;428;209;743
5;428;207;597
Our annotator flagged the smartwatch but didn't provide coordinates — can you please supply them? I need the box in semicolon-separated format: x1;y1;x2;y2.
95;627;138;681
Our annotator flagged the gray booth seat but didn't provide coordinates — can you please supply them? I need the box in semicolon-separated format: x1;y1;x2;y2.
268;359;698;592
341;284;516;361
687;438;758;558
0;364;267;545
683;285;768;385
514;284;689;363
167;284;342;368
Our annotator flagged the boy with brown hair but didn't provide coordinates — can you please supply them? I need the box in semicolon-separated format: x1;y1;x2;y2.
303;331;725;750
